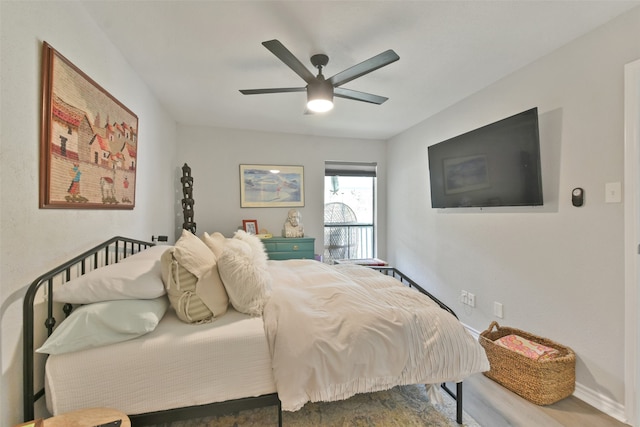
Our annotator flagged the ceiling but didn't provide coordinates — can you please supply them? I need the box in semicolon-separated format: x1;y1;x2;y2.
81;1;639;141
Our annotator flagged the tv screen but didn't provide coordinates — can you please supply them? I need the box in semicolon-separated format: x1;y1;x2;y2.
428;108;543;208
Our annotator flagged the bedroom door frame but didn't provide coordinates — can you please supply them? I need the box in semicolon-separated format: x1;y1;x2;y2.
624;57;640;427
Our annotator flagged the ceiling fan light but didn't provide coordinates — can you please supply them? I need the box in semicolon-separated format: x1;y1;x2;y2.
307;99;334;113
307;79;334;113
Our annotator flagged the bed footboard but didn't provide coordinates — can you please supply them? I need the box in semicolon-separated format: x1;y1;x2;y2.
371;266;464;425
371;267;458;319
22;236;155;422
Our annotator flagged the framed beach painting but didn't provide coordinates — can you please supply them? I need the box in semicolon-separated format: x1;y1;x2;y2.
39;42;138;209
240;164;304;208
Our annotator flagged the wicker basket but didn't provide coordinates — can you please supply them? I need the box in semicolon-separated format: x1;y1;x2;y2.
479;321;576;405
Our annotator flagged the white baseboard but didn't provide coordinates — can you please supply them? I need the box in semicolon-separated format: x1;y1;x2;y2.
464;323;481;340
573;382;628;425
461;323;630;425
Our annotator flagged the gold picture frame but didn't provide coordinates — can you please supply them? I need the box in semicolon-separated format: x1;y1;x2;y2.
39;42;138;209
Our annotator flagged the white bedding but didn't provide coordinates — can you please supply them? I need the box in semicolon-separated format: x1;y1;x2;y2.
44;257;488;417
263;260;490;411
45;307;275;416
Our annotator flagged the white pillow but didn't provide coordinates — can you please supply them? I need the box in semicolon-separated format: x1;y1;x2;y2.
53;253;166;304
218;239;271;316
119;245;171;263
36;297;169;355
202;231;228;258
233;230;268;268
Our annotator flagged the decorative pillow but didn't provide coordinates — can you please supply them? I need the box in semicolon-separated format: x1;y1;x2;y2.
233;230;268;268
494;334;560;360
161;230;228;323
217;239;271;316
53;251;166;304
36;296;169;355
202;231;228;259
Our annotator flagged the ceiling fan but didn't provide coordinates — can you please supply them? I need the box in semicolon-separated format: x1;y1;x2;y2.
239;39;400;113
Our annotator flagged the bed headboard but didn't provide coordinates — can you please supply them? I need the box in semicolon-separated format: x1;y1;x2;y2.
22;236;155;422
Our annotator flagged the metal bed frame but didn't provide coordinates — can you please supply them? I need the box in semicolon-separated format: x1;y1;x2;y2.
23;237;463;425
371;266;464;424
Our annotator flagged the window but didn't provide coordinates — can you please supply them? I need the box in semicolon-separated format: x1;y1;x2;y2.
324;162;376;263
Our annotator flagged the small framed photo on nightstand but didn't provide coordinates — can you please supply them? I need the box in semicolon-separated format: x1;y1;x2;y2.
242;219;258;235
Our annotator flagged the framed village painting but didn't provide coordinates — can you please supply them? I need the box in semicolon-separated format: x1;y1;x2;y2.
39;42;138;209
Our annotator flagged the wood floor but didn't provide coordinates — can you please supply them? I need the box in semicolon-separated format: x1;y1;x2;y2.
458;374;630;427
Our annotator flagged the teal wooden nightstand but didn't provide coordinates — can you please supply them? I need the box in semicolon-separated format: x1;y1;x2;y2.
261;237;315;260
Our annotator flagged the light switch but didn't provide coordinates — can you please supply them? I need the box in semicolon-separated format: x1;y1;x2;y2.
605;182;622;203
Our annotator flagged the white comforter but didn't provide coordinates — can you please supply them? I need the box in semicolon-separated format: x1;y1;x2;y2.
263;260;489;411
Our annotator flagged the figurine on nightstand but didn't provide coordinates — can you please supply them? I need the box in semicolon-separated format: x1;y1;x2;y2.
283;208;304;238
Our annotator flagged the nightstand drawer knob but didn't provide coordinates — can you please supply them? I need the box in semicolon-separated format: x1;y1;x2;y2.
293;245;299;250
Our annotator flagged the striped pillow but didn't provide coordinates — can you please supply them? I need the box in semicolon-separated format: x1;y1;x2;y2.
161;230;229;323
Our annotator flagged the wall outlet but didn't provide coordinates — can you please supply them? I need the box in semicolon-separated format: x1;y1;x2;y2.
460;290;476;307
460;290;468;305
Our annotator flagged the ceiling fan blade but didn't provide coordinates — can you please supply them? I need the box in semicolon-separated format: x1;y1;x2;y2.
334;87;388;105
262;39;316;84
240;87;305;95
329;49;399;87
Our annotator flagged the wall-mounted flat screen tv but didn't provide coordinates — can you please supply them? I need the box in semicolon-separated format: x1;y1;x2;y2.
428;107;543;208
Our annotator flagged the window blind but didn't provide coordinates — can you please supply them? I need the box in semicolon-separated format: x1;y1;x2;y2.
324;161;377;177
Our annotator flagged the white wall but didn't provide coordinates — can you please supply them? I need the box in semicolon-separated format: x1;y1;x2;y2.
0;2;177;425
387;6;640;417
2;1;636;424
177;125;387;259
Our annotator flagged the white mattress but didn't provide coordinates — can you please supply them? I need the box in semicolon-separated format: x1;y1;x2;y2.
45;307;275;416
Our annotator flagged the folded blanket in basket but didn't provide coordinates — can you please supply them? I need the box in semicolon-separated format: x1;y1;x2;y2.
494;334;559;360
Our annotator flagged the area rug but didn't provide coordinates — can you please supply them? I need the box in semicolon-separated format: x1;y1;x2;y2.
146;384;481;426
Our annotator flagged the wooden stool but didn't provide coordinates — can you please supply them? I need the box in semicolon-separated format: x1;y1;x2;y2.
44;408;130;427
